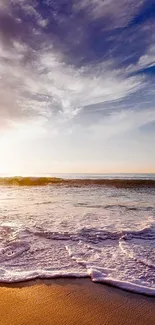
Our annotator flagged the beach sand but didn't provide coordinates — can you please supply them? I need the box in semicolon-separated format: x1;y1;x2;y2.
0;278;155;325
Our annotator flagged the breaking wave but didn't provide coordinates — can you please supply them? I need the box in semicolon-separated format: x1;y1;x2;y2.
0;177;155;187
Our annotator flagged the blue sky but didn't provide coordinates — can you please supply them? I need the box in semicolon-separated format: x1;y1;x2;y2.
0;0;155;174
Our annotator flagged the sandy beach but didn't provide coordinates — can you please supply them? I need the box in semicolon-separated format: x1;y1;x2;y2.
0;279;154;325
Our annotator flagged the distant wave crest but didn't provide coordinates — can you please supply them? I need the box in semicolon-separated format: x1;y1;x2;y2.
0;177;155;187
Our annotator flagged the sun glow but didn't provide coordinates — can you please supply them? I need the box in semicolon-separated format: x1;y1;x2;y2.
0;134;19;176
0;120;47;176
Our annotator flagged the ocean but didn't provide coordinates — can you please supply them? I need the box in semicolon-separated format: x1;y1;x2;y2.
0;173;155;295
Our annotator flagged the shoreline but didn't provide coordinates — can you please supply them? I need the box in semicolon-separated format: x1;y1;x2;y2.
0;278;155;325
1;276;155;298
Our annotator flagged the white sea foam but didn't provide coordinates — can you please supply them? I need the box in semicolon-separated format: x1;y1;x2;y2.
88;269;155;296
0;184;154;295
0;223;154;295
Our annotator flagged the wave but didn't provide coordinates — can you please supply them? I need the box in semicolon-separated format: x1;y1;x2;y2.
0;223;155;295
88;269;155;296
1;223;154;243
74;203;153;211
30;224;155;243
0;177;155;187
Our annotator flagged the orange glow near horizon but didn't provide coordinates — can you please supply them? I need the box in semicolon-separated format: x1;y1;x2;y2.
0;132;154;176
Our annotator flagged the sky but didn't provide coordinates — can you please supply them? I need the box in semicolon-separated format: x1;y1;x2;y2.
0;0;155;175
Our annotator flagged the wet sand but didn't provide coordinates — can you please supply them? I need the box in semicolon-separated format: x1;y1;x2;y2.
0;279;155;325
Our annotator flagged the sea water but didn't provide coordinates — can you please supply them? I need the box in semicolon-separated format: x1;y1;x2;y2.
0;174;155;295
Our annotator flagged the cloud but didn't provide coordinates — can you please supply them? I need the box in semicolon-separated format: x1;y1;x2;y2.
88;107;155;139
138;45;155;69
0;34;145;131
0;0;154;137
74;0;144;28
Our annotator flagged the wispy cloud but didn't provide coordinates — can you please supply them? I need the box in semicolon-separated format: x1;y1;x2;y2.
0;0;152;130
0;0;155;173
75;0;144;28
0;36;145;130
